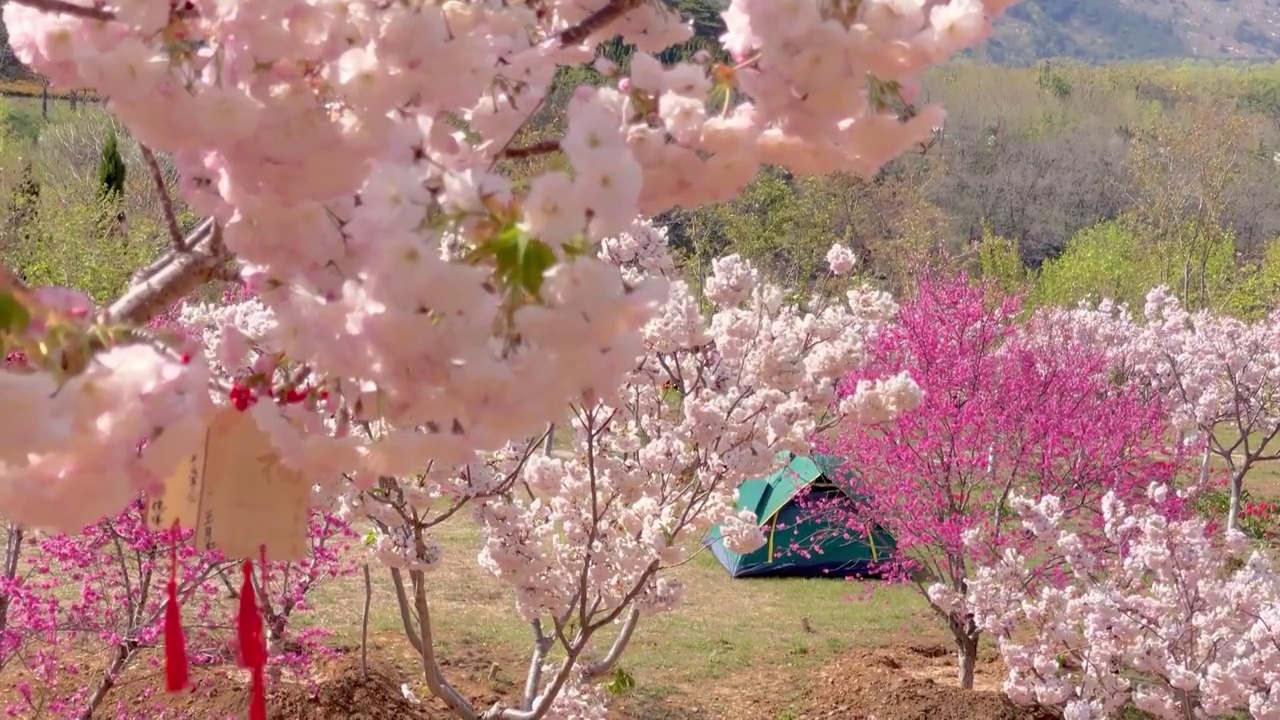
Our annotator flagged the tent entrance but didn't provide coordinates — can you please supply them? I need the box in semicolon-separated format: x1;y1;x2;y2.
708;453;896;579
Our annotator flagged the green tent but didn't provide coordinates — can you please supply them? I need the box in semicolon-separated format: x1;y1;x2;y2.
708;453;895;578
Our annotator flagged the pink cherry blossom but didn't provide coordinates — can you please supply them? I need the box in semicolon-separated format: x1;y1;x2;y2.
1044;287;1280;531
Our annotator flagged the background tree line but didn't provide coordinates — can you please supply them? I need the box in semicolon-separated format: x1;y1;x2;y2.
631;58;1280;318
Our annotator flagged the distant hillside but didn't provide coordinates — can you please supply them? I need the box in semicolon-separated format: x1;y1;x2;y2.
676;0;1280;64
671;0;1280;64
988;0;1280;63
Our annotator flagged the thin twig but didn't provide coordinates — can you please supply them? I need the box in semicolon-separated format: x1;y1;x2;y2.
500;140;560;160
138;145;185;251
360;563;373;680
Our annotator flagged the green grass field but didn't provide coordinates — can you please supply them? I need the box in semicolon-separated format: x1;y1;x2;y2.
299;520;936;717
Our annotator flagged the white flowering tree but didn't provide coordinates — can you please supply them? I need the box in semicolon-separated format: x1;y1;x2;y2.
968;486;1280;719
1044;288;1280;531
337;222;917;717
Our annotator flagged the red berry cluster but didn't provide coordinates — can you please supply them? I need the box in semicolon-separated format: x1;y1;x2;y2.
228;376;330;412
229;381;259;411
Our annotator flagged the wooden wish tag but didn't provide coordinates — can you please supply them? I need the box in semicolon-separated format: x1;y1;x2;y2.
195;406;312;562
146;438;209;533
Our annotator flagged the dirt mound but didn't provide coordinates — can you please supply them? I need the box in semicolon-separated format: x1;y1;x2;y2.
130;658;439;719
267;661;440;719
802;644;1056;720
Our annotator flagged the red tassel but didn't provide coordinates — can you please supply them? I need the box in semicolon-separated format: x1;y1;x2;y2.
249;665;267;720
163;525;189;692
236;547;269;720
236;559;265;668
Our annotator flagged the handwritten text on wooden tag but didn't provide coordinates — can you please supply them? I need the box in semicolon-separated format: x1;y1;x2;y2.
145;406;311;562
196;407;311;562
146;438;207;533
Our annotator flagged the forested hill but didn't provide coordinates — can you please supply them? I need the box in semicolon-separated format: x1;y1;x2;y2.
666;0;1280;64
988;0;1280;63
2;0;1279;78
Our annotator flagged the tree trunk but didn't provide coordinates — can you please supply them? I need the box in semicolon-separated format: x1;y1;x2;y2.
360;563;372;679
955;631;979;691
1227;469;1245;533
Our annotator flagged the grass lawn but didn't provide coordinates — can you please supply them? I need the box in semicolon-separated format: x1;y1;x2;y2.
299;520;936;717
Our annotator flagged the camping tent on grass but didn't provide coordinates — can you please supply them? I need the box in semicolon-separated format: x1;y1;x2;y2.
708;452;895;578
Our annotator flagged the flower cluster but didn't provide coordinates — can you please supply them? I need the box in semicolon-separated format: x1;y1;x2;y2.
0;284;211;532
968;484;1280;719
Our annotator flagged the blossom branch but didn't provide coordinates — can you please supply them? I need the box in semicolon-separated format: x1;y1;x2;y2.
11;0;114;21
556;0;645;47
107;220;229;323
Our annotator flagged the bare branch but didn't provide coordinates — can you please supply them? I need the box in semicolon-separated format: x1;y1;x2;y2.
107;221;227;323
11;0;114;21
138;145;185;251
127;218;213;285
500;140;560;160
557;0;645;47
582;607;639;680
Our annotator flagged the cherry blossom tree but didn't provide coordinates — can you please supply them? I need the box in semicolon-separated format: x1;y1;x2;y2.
0;0;1023;532
1045;287;1280;531
968;485;1280;719
289;222;912;717
809;275;1182;690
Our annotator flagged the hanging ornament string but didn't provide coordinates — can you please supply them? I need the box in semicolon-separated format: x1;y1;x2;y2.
236;545;268;720
163;519;189;692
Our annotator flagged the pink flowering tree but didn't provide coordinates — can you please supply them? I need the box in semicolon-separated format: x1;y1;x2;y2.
808;275;1182;690
1046;288;1280;532
251;508;360;680
0;502;228;719
968;485;1280;718
0;289;358;717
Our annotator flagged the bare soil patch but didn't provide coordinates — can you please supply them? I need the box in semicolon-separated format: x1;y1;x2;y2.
798;643;1056;720
111;644;509;720
11;640;1056;719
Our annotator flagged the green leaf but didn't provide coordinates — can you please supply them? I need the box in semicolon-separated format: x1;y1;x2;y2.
604;666;636;696
520;239;558;298
0;292;31;334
